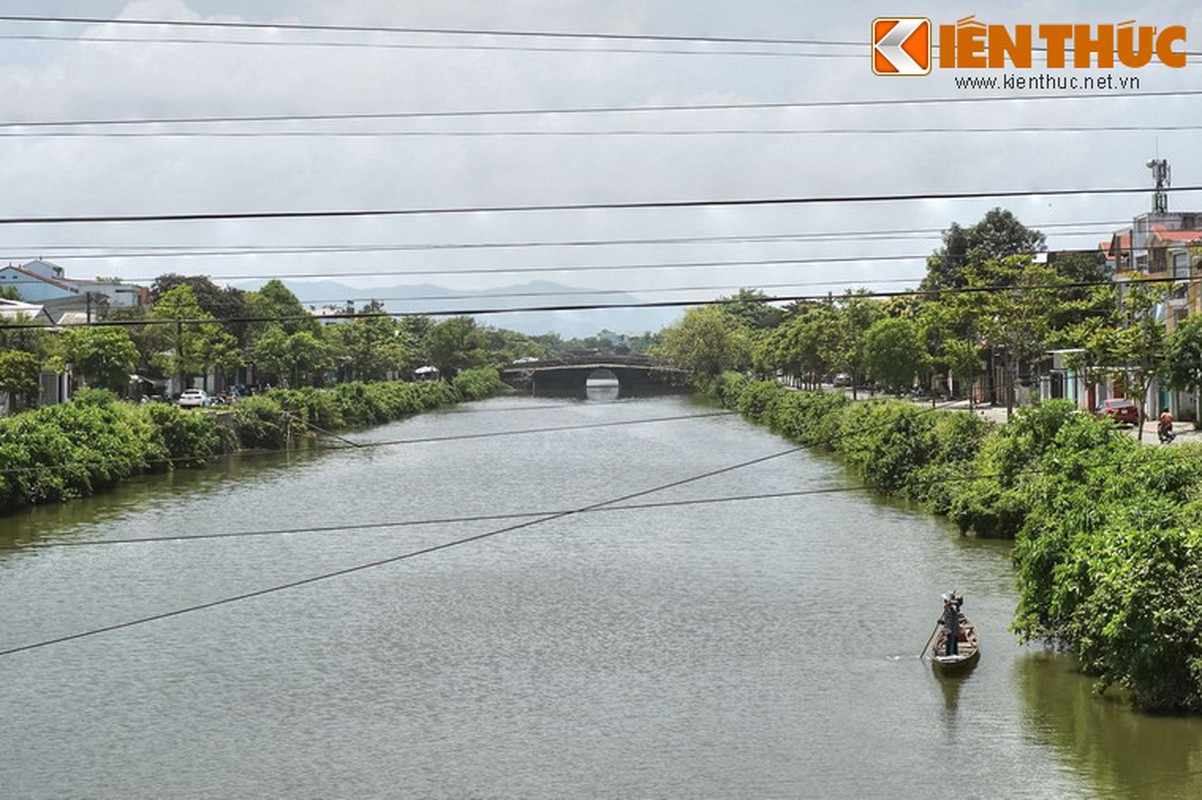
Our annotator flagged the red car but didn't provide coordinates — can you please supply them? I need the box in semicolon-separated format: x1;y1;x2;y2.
1095;398;1140;426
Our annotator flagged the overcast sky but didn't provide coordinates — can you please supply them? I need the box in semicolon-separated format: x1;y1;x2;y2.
2;0;1201;333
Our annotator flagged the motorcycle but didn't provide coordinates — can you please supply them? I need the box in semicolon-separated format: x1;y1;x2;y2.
1158;423;1176;445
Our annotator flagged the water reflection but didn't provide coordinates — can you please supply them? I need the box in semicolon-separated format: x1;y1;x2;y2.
1015;650;1202;799
0;448;323;552
585;378;620;402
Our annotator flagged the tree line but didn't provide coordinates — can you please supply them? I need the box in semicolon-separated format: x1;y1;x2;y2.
0;275;659;410
655;208;1202;432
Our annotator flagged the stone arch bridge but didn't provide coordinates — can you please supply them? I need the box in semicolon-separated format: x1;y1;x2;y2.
500;355;689;397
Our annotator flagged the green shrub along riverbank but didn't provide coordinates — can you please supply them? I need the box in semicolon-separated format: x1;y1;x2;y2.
0;367;506;515
712;372;1202;713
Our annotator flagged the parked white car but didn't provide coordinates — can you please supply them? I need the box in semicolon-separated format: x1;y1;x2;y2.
177;389;211;408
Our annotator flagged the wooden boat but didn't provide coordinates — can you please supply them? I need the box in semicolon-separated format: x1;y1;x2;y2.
931;615;980;674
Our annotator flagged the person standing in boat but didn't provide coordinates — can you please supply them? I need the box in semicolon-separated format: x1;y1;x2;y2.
939;591;963;656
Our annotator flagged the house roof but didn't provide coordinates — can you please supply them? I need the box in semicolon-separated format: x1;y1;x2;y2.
1102;233;1131;258
1150;229;1202;244
0;263;76;292
55;311;90;326
0;297;52;323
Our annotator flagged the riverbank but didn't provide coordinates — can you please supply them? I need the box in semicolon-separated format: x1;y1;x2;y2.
711;372;1202;713
0;367;506;516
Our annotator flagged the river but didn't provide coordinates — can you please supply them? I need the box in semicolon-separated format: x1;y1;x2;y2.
1;393;1200;799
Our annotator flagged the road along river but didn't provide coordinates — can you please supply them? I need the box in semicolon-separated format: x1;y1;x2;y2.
2;393;1201;798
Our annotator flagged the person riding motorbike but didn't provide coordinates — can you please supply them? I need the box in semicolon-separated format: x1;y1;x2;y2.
1158;408;1175;444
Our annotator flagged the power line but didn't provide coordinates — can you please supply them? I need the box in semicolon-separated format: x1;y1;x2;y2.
127;253;934;282
19;486;865;549
289;279;924;306
0;219;1119;263
14;123;1202;138
0;444;803;657
0;185;1180;227
25;429;1186;551
2;93;1195;131
7;15;1202;63
0;14;868;48
0;276;1160;332
0;32;856;58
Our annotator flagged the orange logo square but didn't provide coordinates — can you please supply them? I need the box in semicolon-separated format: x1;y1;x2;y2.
872;17;931;75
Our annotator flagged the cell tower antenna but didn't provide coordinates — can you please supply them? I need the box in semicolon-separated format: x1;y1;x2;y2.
1147;157;1170;214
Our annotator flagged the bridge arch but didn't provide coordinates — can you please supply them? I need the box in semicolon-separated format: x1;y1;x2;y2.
500;357;688;398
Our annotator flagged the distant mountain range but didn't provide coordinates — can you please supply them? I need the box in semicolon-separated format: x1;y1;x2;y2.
231;278;683;339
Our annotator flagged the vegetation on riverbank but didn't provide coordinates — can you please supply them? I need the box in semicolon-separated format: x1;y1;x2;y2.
0;367;505;514
712;372;1202;713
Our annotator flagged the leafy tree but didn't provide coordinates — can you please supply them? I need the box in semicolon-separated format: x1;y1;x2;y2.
0;349;41;412
286;330;332;387
832;292;884;398
717;288;783;330
249;324;291;386
247;279;317;336
943;338;983;409
952;256;1068;418
147;285;241;389
421;317;489;378
1045;251;1115;334
863;316;927;394
654;306;752;382
480;326;552;366
325;316;409;382
1165;312;1202;397
0;306;52;356
152;273;250;342
0;286;22;301
922;208;1046;291
1088;281;1169;440
757;303;839;389
56;326;139;393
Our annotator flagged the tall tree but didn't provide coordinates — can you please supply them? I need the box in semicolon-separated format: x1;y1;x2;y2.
249;325;291;387
832;292;884;398
0;315;49;356
922;209;1046;291
757;303;839;389
326;316;410;382
152;274;249;331
1166;312;1202;398
56;326;139;393
248;279;317;336
1090;281;1170;441
0;350;41;412
286;330;332;387
935;256;1068;418
421;316;489;379
717;288;783;330
147;285;240;390
863;316;927;394
654;306;752;382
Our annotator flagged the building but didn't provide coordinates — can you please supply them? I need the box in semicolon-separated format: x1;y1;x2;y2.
1098;164;1202;420
0;297;55;325
0;260;77;301
0;259;148;313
